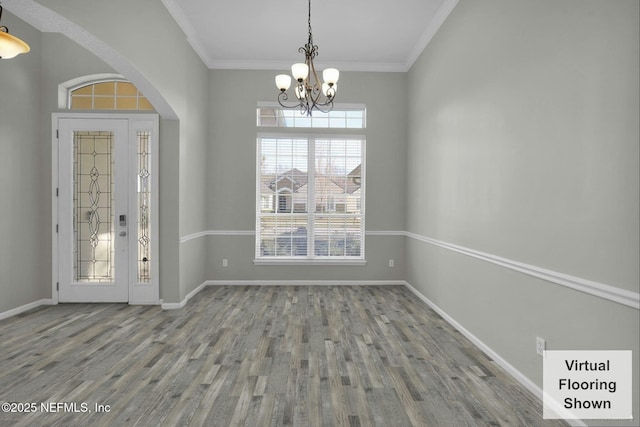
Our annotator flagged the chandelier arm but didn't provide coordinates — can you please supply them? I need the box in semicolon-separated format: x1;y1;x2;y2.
314;95;336;108
310;101;335;114
300;100;311;117
277;91;303;110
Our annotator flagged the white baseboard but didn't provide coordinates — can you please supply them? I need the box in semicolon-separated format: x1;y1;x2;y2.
161;281;209;310
403;282;587;427
0;299;55;321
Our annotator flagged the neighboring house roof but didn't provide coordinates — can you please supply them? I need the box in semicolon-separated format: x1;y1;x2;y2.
343;164;362;194
265;166;362;194
268;168;308;192
314;175;347;194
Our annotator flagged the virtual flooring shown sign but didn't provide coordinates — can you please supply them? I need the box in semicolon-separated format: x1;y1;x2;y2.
543;350;632;420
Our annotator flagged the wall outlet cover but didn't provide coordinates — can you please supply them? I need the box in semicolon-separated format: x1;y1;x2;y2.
536;336;546;356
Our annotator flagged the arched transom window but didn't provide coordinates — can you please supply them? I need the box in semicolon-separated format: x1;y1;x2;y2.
69;80;153;111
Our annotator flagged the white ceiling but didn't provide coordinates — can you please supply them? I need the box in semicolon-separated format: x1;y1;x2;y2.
162;0;459;72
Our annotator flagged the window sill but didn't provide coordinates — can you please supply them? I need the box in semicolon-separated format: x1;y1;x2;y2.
254;259;367;266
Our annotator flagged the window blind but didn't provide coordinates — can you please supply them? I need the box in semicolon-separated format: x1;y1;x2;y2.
256;136;364;260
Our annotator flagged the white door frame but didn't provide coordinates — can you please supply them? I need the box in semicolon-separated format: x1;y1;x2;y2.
52;112;160;305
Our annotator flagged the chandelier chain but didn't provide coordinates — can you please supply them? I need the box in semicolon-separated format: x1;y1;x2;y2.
307;0;313;46
0;5;8;33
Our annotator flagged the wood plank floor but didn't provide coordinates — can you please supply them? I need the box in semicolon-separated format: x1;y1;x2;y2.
0;286;568;427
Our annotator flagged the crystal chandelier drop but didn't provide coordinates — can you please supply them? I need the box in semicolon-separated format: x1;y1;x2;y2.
275;0;339;116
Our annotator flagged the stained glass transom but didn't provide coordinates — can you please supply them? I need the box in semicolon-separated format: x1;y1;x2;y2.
70;81;153;111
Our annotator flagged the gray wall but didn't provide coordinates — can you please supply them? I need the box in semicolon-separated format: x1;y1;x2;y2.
2;0;211;305
205;69;407;282
405;1;639;425
0;18;115;313
0;12;47;313
179;45;210;300
33;0;211;303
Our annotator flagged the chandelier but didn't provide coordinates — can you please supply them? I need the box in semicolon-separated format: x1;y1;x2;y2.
275;0;339;116
0;5;30;59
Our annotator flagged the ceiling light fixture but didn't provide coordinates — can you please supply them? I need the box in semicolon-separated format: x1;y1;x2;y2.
275;0;339;116
0;5;30;59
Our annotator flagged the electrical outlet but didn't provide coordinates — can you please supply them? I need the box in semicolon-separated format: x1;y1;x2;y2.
222;259;228;267
388;259;394;267
536;337;546;356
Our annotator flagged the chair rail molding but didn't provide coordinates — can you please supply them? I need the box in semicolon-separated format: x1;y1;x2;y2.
405;231;639;310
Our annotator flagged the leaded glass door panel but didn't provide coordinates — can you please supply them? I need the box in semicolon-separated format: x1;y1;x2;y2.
56;115;158;303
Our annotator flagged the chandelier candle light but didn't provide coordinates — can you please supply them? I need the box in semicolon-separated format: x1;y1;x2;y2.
0;4;30;59
275;0;339;116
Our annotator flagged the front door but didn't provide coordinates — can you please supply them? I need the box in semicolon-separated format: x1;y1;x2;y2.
55;114;159;303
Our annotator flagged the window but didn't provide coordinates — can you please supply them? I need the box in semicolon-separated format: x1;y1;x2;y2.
69;80;153;111
256;105;366;263
257;104;366;128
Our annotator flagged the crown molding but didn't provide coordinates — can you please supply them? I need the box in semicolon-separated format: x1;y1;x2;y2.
161;0;458;72
405;0;459;70
8;0;457;73
160;0;215;67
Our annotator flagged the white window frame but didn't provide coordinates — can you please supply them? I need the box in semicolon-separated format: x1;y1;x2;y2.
255;103;367;265
255;133;366;266
256;102;367;129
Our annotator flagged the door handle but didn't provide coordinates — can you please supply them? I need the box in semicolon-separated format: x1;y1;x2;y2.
119;231;127;237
